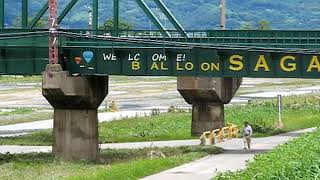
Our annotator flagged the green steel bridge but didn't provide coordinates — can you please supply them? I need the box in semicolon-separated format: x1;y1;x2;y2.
1;0;319;161
0;0;319;78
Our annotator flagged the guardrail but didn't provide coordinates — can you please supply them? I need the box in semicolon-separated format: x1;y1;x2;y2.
200;123;240;145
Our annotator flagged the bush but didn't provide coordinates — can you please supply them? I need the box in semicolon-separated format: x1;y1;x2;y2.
167;106;176;113
214;129;320;180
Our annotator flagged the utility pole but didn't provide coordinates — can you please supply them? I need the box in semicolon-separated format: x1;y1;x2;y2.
277;95;284;129
114;0;119;37
220;0;226;30
48;0;58;64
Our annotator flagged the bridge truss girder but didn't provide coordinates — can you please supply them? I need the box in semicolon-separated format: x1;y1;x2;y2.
0;30;319;78
1;0;186;37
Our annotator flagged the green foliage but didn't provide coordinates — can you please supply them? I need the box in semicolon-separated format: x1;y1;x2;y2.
99;19;134;31
68;153;202;180
257;20;271;30
0;75;41;83
0;108;52;126
240;20;271;30
0;108;33;116
99;113;192;143
167;105;176;113
227;93;320;136
240;22;254;30
4;1;320;30
1;93;320;145
214;129;320;180
10;17;46;28
0;130;53;146
100;146;222;164
0;146;221;180
225;103;278;135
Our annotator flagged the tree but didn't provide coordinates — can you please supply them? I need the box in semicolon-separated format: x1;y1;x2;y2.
240;22;254;30
10;17;46;28
240;20;271;30
257;20;271;30
99;19;133;30
34;19;47;28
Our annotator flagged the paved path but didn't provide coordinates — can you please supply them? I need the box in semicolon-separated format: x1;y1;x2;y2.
143;128;316;180
0;110;165;137
0;128;315;179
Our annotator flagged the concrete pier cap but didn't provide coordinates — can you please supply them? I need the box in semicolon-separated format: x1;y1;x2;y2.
42;64;108;161
177;77;242;136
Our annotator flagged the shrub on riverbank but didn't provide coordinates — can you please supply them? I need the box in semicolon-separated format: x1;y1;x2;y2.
213;129;320;180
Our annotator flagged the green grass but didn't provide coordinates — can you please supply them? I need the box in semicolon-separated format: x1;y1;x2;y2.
0;75;42;83
225;103;320;137
0;75;174;84
0;109;53;126
69;154;199;180
99;113;193;143
0;145;222;180
254;79;318;88
213;129;320;180
0;131;53;145
0;113;192;145
0;108;33;116
1;93;320;145
236;79;320;96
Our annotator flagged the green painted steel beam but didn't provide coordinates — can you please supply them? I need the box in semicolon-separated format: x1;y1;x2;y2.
59;43;320;78
152;0;187;37
92;0;98;30
0;0;4;29
22;0;28;28
57;0;78;24
1;31;320;76
113;0;119;36
29;3;48;29
135;0;170;37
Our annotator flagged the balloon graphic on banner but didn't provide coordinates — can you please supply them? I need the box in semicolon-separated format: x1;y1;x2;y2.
83;51;94;63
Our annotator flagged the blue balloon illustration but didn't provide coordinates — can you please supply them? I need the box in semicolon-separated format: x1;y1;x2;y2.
83;51;94;63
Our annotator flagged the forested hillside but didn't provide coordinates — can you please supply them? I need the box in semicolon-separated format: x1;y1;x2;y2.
3;0;320;30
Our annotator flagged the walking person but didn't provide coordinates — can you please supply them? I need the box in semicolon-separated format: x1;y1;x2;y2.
243;122;252;149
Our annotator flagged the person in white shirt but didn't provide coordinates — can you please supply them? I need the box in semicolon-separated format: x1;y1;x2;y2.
243;122;253;149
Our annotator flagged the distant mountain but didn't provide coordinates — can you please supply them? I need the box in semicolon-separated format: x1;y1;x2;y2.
4;0;320;30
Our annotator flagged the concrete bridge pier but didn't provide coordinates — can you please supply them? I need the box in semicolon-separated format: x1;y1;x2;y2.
177;77;242;136
42;64;108;161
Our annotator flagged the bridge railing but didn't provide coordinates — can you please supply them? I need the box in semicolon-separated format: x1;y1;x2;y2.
1;29;320;49
56;29;320;49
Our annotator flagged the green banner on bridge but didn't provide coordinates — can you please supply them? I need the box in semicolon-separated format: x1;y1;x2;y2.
65;47;320;78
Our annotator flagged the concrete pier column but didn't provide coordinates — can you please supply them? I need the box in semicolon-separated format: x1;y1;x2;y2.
42;64;108;161
192;103;224;135
178;77;242;136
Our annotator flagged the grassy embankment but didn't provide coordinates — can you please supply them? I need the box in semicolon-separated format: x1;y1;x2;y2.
0;75;174;84
0;108;52;126
0;76;41;83
0;145;222;180
214;129;320;180
1;93;320;145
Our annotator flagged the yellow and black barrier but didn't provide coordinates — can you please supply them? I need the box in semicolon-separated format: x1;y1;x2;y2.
200;124;240;145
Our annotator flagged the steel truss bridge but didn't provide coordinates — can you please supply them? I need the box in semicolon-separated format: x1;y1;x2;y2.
0;0;319;78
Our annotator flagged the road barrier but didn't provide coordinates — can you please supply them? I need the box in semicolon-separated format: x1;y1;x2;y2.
200;123;240;145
